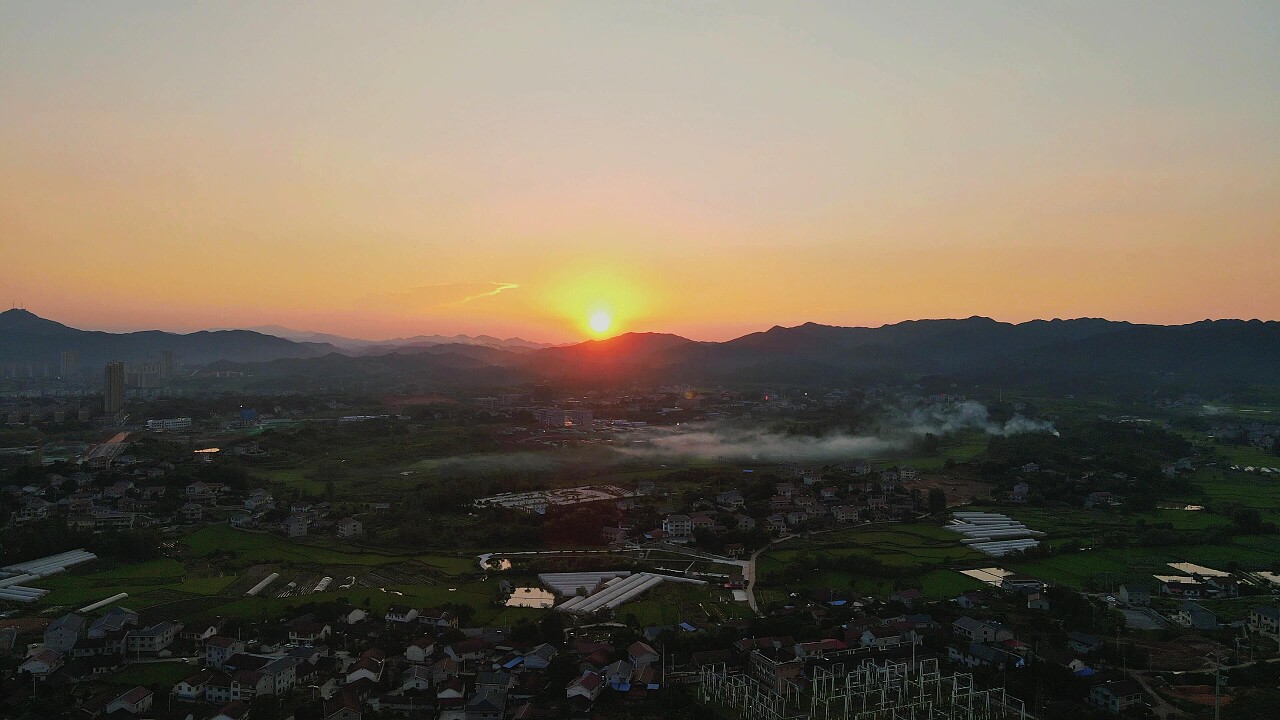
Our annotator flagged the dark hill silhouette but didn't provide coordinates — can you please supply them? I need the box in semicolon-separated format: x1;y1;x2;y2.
0;309;341;366
5;310;1279;392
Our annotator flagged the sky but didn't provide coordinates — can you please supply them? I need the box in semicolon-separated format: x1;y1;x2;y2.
2;2;1277;343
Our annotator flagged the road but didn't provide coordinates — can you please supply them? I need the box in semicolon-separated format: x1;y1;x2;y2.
1126;670;1187;720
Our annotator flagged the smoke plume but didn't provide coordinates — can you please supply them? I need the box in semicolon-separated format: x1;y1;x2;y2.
619;400;1055;463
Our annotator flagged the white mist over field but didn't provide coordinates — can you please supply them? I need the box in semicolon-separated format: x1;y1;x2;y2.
622;401;1055;463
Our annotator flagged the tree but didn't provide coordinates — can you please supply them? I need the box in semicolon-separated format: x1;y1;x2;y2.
927;488;947;513
918;433;941;456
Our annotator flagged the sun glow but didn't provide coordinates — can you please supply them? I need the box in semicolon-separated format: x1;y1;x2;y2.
587;310;612;336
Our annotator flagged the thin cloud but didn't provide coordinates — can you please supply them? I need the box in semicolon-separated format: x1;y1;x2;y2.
444;282;520;307
356;282;520;313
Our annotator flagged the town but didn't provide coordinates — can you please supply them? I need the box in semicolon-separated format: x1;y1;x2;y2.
1;370;1277;720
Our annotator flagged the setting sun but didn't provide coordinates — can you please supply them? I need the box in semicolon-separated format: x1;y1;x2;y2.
587;310;612;336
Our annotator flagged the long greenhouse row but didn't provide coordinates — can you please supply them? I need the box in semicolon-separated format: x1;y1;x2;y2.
554;571;707;615
0;548;98;603
947;512;1043;557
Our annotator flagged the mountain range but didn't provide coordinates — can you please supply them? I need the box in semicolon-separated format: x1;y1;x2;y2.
238;325;556;352
4;309;1280;392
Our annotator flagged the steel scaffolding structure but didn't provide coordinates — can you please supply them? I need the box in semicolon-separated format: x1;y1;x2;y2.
698;659;1032;720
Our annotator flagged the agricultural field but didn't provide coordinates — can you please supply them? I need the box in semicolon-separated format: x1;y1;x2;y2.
615;582;751;626
755;523;985;604
181;524;473;574
1006;536;1280;591
869;432;989;470
1207;443;1279;469
23;524;748;630
990;505;1234;537
1176;469;1280;523
762;523;982;570
28;558;239;610
21;526;486;621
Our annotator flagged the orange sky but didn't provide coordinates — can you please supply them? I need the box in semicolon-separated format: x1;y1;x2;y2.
2;3;1277;342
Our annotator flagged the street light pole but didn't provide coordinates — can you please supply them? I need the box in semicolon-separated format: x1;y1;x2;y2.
1205;654;1222;720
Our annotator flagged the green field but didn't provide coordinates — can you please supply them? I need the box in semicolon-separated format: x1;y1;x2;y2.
755;523;984;604
182;525;475;574
616;583;751;626
760;523;981;575
28;558;230;609
868;433;988;470
1211;444;1280;468
918;569;987;598
102;661;201;687
1007;536;1280;590
254;467;322;494
979;503;1245;540
1177;469;1280;523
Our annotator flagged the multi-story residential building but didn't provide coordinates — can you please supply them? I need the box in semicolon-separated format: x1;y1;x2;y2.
1248;606;1279;638
662;514;692;538
44;614;86;652
206;637;245;669
126;622;179;654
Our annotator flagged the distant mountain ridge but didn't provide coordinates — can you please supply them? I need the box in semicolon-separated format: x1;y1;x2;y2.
242;325;556;351
513;316;1280;390
4;309;1280;393
0;309;341;366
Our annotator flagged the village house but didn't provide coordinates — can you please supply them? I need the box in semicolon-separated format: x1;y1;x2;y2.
126;621;179;654
627;641;659;668
1246;606;1279;638
420;607;459;628
952;617;1012;643
1088;680;1144;714
716;490;745;510
244;490;274;512
523;643;558;670
384;605;419;623
405;635;436;663
399;664;432;691
1068;632;1102;654
1171;601;1218;630
566;671;602;711
206;636;246;669
445;637;487;662
19;648;64;679
1118;584;1151;607
44;613;86;651
437;676;466;708
346;648;385;683
336;517;364;538
948;642;1020;670
466;687;507;720
662;514;692;539
748;647;804;693
860;626;903;649
289;618;331;644
173;670;215;701
832;505;860;522
284;514;309;537
1000;576;1044;594
105;686;154;715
